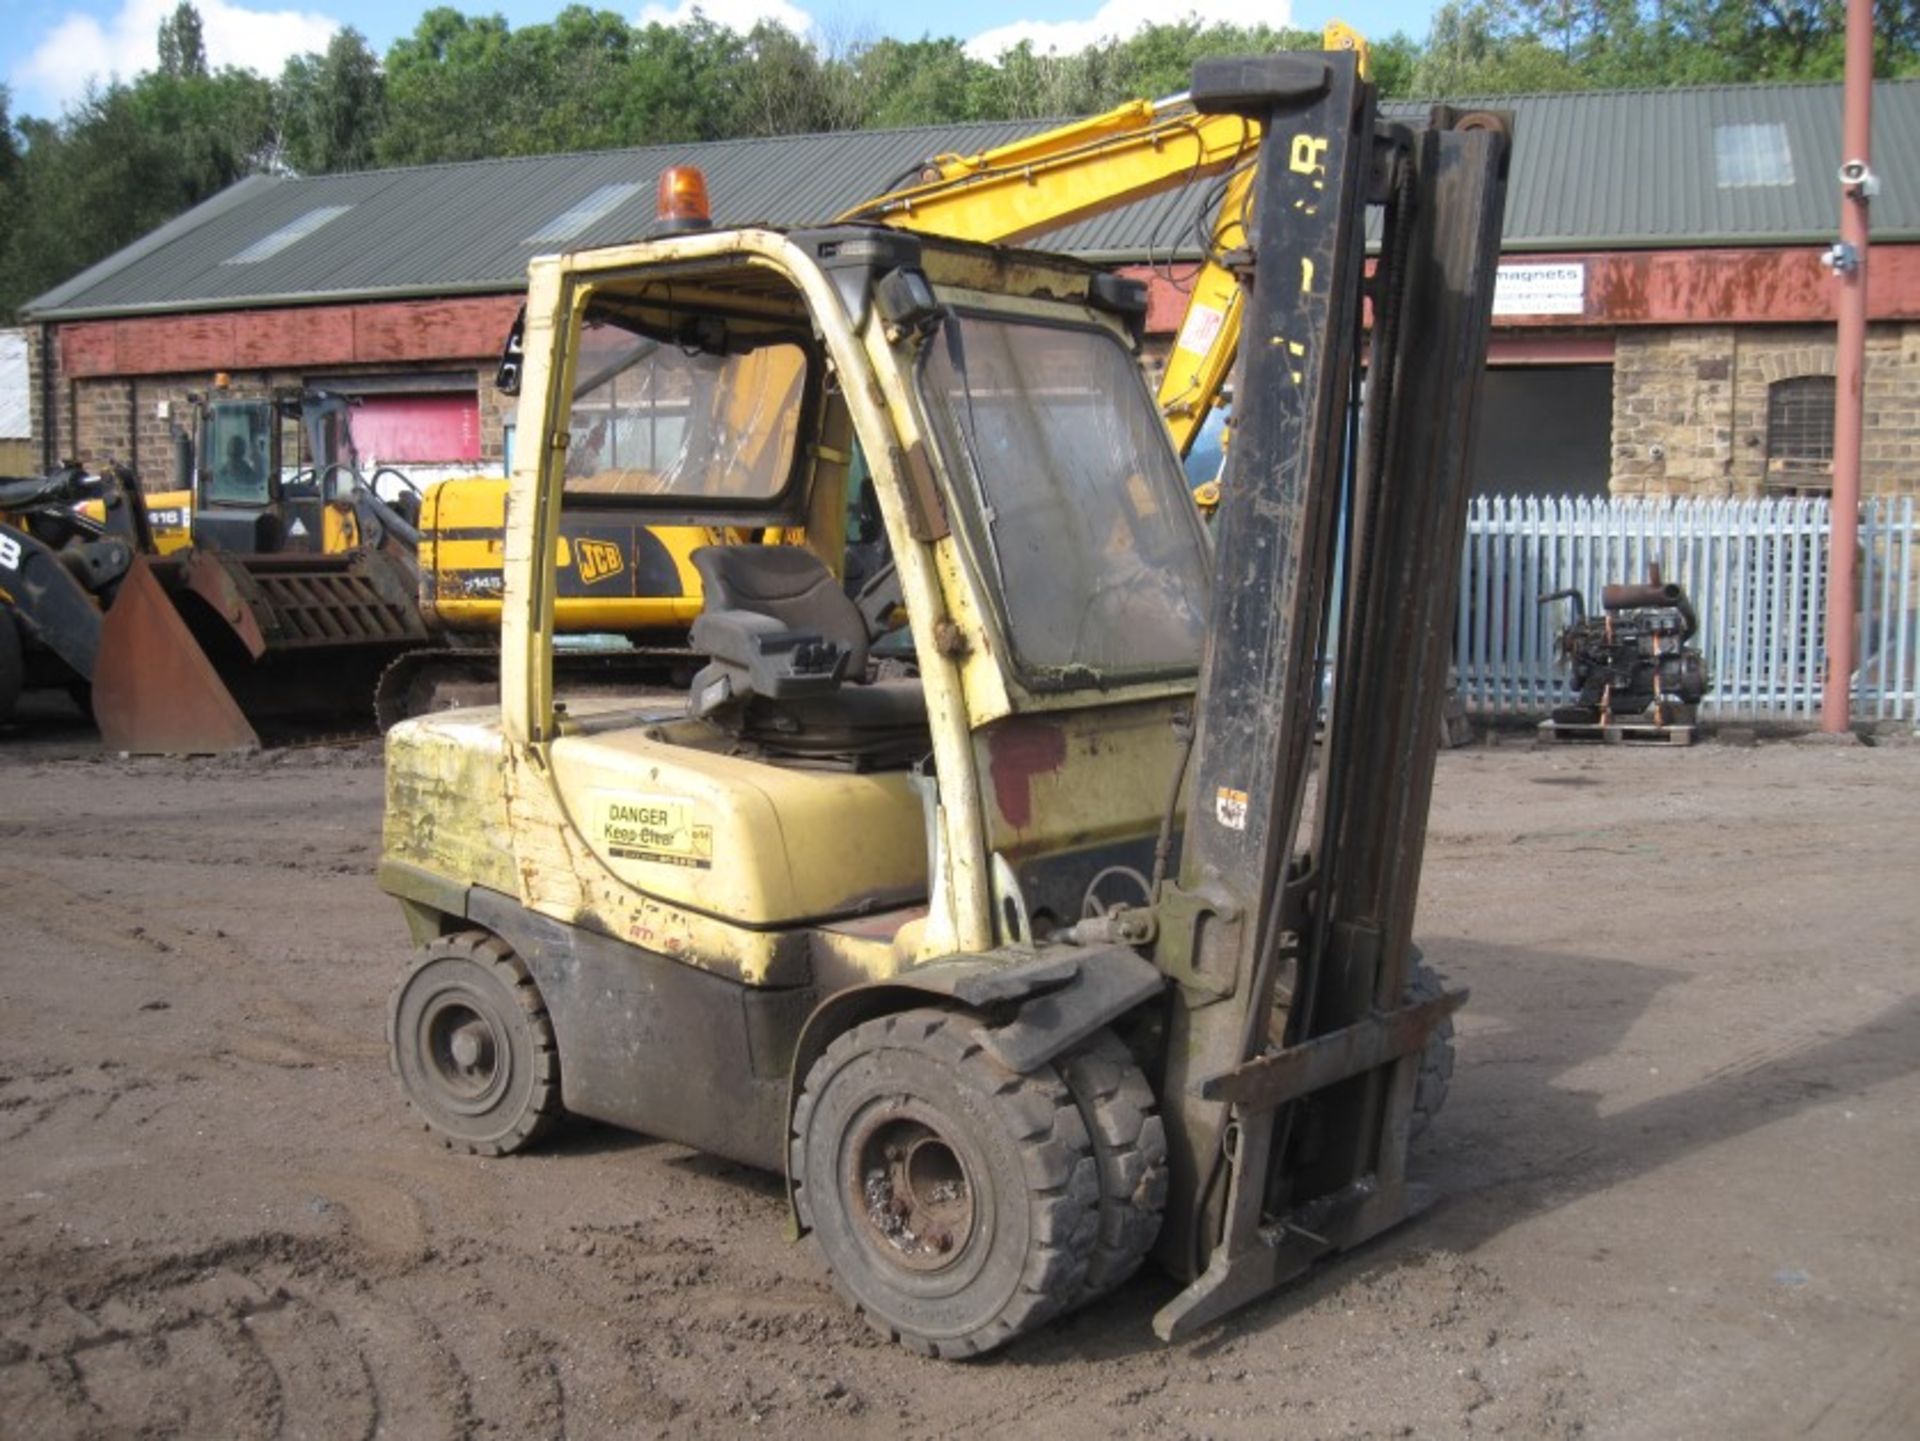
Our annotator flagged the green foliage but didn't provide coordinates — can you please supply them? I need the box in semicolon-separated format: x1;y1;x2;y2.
279;29;386;174
157;2;209;80
1413;0;1920;93
0;62;276;319
4;0;1919;321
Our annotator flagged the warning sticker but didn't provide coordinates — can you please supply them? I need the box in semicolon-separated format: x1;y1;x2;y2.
1215;786;1249;831
1175;303;1226;358
589;790;714;869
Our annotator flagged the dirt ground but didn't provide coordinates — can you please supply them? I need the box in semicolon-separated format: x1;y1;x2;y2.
0;710;1915;1440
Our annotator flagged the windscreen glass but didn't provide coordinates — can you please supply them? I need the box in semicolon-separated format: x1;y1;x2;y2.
917;315;1210;685
562;315;805;505
203;403;272;507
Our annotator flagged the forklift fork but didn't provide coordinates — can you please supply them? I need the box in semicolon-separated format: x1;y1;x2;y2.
1152;55;1511;1342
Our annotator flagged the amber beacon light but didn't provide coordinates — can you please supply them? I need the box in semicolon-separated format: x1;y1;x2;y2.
653;166;712;235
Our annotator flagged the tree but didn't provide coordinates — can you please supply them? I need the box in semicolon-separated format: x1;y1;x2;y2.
278;30;386;174
157;2;209;80
0;66;277;319
615;18;746;142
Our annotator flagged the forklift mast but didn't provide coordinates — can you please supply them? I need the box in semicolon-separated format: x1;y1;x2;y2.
1151;57;1510;1337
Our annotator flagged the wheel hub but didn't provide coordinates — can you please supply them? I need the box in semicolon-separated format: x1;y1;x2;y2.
448;1019;492;1071
849;1110;976;1273
421;998;507;1114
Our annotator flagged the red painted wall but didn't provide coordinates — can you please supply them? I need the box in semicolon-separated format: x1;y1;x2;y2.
59;294;522;379
1119;244;1920;335
51;242;1920;386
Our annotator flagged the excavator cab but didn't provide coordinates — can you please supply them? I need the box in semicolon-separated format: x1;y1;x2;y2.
381;52;1512;1358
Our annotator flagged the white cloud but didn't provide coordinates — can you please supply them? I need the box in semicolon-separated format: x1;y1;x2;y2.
965;0;1287;61
14;0;340;114
635;0;815;34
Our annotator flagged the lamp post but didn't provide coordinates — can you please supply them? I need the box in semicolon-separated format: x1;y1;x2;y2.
1823;0;1874;732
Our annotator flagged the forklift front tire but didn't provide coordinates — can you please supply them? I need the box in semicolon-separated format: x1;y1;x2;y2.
791;1008;1100;1358
390;931;561;1156
1060;1030;1167;1300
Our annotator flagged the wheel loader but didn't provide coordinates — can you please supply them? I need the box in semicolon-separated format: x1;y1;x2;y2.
379;48;1509;1354
0;383;431;751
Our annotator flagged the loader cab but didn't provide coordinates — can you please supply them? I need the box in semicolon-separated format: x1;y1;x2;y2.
495;223;1210;964
184;388;367;555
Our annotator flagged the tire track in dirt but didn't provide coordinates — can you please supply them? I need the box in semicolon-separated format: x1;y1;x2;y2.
0;1235;479;1440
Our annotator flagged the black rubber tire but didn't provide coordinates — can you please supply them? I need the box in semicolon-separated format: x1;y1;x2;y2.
0;613;22;724
1058;1030;1167;1300
389;931;561;1156
1407;957;1456;1143
790;1008;1100;1358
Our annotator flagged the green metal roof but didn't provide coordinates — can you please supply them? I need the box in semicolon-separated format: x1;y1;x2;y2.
26;78;1920;321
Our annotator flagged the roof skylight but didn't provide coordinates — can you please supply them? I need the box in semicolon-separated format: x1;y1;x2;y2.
527;183;645;245
223;205;354;264
1714;123;1795;189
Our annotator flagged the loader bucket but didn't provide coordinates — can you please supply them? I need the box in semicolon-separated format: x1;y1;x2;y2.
92;555;260;753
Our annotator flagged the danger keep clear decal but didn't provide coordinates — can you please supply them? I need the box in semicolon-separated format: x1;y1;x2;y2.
590;790;714;870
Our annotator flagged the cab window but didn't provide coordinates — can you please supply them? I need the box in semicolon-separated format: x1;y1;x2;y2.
562;315;805;506
203;403;272;507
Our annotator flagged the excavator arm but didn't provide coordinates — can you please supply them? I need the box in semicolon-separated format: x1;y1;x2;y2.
840;23;1370;484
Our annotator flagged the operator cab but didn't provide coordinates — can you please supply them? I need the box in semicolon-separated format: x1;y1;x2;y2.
485;216;1209;950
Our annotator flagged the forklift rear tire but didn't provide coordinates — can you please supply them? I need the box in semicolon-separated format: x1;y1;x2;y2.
390;931;561;1156
1059;1030;1167;1300
790;1008;1100;1358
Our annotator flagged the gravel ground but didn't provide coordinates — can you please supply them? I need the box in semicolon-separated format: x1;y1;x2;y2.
0;712;1915;1440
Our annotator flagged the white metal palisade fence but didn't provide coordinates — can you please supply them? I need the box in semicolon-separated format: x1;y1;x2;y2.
1454;495;1919;724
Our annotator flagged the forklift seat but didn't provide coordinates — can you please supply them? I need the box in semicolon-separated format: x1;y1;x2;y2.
687;545;926;766
692;546;870;675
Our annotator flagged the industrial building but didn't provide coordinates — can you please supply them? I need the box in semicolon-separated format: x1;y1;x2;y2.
18;79;1920;499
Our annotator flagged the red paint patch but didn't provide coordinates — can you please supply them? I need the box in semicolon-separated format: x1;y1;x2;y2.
987;720;1068;831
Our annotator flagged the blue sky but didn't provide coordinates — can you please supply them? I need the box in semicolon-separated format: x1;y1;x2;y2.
6;0;1445;120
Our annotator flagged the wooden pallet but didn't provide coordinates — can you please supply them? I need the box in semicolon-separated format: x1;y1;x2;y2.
1538;718;1696;747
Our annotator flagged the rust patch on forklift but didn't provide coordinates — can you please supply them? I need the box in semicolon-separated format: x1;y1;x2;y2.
987;720;1067;829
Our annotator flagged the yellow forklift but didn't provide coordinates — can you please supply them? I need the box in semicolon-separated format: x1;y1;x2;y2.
378;50;1508;1353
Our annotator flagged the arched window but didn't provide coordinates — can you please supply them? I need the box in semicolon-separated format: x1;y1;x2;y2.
1765;375;1835;492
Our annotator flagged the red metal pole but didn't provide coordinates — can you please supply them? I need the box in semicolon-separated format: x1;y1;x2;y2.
1824;0;1873;732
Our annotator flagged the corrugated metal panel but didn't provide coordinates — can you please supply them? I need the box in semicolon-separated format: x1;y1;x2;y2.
1383;80;1920;249
25;79;1920;320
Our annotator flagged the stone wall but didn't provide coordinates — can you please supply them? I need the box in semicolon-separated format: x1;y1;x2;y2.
24;324;49;470
1611;322;1920;496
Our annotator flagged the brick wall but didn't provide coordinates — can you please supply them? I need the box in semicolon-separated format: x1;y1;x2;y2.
1610;322;1920;496
60;362;502;490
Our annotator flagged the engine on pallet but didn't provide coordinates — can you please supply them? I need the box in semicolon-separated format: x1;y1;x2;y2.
1538;564;1709;739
